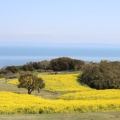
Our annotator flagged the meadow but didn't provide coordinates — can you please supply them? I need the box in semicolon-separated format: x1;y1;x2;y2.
58;89;120;100
0;91;120;114
8;73;91;92
0;78;5;81
0;73;119;115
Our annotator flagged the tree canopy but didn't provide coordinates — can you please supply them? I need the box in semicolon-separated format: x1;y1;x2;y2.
50;57;85;71
78;61;120;89
18;73;45;94
0;57;85;75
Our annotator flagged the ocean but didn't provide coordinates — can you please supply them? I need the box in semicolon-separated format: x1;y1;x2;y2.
0;46;120;68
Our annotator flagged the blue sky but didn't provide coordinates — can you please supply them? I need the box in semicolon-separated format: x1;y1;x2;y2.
0;0;120;48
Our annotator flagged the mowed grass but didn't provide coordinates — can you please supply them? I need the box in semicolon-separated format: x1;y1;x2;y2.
0;112;120;120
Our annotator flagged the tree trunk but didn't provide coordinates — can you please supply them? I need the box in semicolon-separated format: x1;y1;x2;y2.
28;89;32;94
38;88;40;93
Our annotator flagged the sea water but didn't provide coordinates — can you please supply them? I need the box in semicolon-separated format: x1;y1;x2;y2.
0;46;120;68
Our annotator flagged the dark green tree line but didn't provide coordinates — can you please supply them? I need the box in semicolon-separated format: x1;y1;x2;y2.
78;61;120;89
0;57;85;75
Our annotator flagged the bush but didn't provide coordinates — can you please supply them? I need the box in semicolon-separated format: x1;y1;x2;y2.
78;61;120;89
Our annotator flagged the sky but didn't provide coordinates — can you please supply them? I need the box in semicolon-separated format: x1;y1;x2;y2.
0;0;120;48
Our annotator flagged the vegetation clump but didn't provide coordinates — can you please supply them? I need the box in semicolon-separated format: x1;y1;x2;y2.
78;61;120;89
0;57;85;75
18;73;45;94
0;73;120;114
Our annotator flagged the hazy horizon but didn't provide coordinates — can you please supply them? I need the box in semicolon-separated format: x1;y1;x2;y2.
0;0;120;67
0;46;120;68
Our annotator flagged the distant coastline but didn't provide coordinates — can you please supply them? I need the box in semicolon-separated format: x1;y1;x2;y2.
0;56;120;68
0;46;120;68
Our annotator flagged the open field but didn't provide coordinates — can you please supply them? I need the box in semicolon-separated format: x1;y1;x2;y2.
7;73;92;92
58;89;120;100
0;91;120;114
0;73;120;115
0;78;5;81
0;80;59;99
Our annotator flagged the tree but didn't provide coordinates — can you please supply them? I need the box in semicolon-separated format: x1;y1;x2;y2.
50;57;85;71
74;59;85;70
39;60;50;70
78;61;120;89
5;66;19;73
18;73;45;94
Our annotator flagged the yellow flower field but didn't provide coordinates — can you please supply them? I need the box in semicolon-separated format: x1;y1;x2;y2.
4;73;120;114
0;91;120;114
7;79;19;85
58;89;120;100
39;74;92;92
0;78;5;81
8;74;92;92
